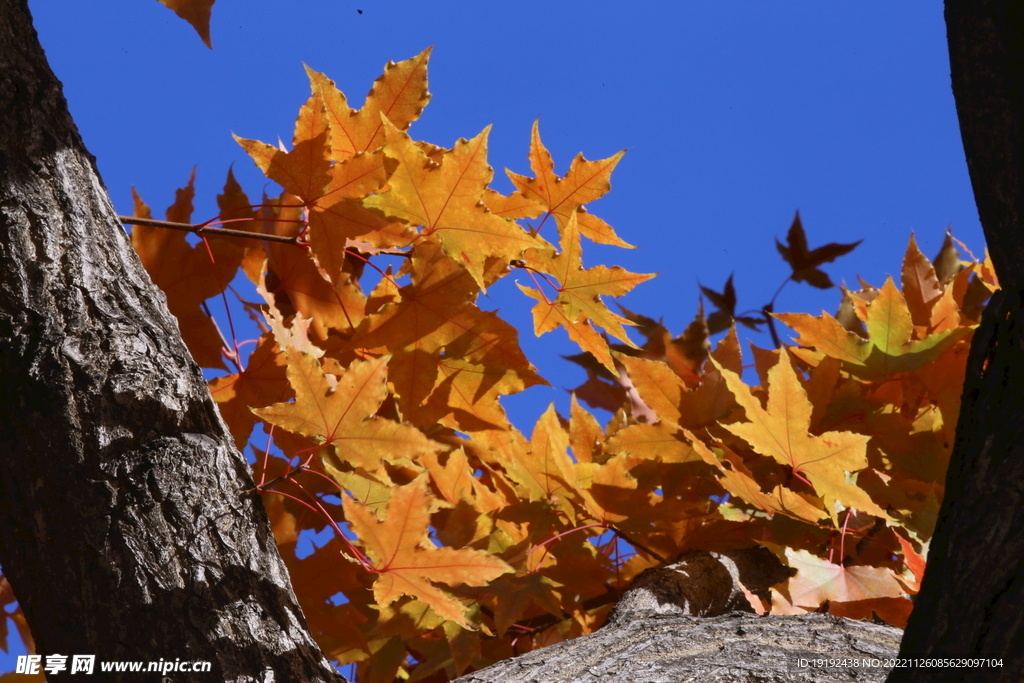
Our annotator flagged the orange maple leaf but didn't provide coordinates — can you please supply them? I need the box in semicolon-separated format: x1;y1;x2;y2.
420;449;475;507
716;351;890;523
308;48;433;159
604;420;702;464
130;170;255;369
901;233;944;331
234;91;336;204
574;452;655;525
157;0;215;48
775;277;972;380
254;193;367;339
568;394;604;464
338;244;544;428
280;534;372;661
828;597;913;628
344;477;511;627
420;358;527;433
518;212;655;371
254;352;440;473
684;430;828;524
611;352;735;431
235;94;412;285
485;573;563;637
494;404;581;522
364;117;545;289
893;530;926;593
209;332;291;449
507;120;630;247
482;188;545;221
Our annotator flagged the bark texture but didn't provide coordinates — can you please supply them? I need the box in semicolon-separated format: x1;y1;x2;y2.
453;611;900;683
453;551;902;683
0;2;344;680
889;2;1024;681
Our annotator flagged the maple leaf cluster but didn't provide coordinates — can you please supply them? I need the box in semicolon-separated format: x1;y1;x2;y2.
0;47;997;682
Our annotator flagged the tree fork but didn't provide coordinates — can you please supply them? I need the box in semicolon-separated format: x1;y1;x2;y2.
890;2;1024;680
0;1;344;680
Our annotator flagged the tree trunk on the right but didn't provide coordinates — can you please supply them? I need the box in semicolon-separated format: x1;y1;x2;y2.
889;2;1024;681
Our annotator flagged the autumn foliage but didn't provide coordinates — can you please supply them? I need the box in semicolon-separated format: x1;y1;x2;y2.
0;45;998;682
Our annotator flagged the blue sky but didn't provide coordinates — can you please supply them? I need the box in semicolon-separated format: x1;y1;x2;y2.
3;0;982;672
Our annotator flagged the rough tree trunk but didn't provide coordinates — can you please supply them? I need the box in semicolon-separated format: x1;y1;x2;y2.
0;2;344;680
453;549;903;682
890;2;1024;681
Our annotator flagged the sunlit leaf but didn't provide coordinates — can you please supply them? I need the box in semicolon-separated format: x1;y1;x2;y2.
344;477;511;626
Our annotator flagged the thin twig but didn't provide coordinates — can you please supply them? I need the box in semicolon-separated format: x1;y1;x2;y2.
121;215;416;263
120;215;301;245
239;464;310;496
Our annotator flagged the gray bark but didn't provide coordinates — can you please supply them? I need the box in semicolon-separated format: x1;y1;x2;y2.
455;550;902;683
453;612;900;683
889;2;1024;680
0;1;344;680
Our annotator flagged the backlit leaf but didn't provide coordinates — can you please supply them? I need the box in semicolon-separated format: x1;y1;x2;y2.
782;549;904;608
901;233;943;330
309;48;432;158
507;120;630;246
365;117;545;290
255;194;367;339
686;432;828;523
209;332;290;448
776;277;972;379
716;352;889;522
236;97;411;284
338;244;543;426
131;170;254;368
157;0;215;48
519;212;655;371
494;404;580;522
255;353;440;474
344;477;511;626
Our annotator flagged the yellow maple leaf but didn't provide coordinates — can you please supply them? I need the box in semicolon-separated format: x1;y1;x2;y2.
254;353;440;474
308;47;433;159
684;431;828;524
157;0;215;48
715;352;890;523
344;477;511;627
208;332;290;449
235;95;411;284
493;404;581;522
775;277;971;380
507;120;631;247
254;193;369;339
338;244;544;427
364;117;545;289
518;212;654;371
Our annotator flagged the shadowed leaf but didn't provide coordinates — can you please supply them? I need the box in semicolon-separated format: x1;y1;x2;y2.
775;211;860;289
